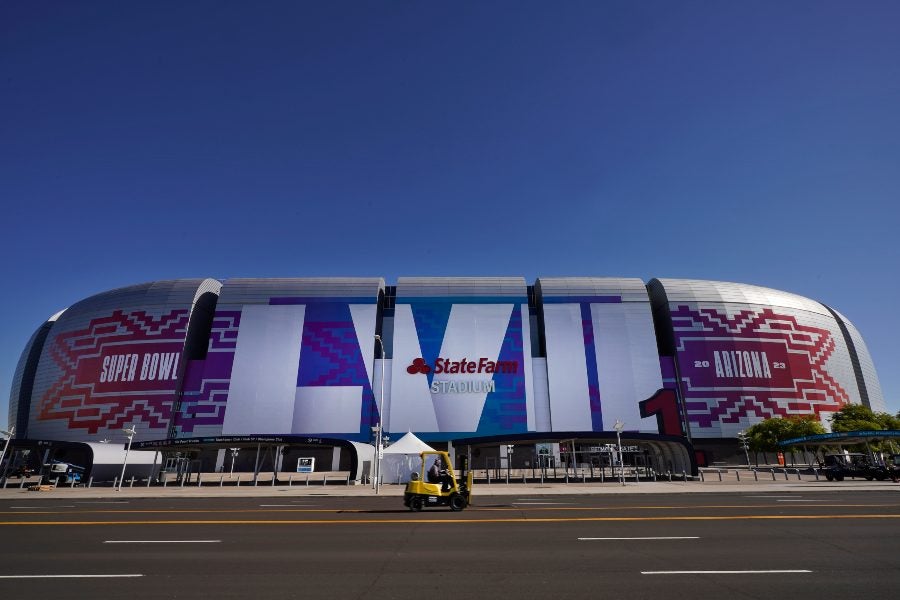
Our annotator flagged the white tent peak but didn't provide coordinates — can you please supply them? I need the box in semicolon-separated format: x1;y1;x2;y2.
383;431;434;455
379;432;435;484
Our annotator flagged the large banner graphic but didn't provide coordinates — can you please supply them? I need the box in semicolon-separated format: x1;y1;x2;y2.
37;309;189;434
671;305;850;436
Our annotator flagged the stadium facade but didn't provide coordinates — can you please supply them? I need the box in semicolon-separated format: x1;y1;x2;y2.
6;277;885;477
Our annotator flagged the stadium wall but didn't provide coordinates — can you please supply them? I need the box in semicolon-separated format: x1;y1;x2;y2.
9;277;885;445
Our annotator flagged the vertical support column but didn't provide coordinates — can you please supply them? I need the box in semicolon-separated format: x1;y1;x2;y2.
214;449;226;473
253;443;261;485
275;445;285;473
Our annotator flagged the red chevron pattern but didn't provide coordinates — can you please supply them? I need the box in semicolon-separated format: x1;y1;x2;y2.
38;309;189;434
671;305;850;429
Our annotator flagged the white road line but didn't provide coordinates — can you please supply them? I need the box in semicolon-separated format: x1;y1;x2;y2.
580;537;699;541
513;502;576;505
776;499;829;502
642;570;812;575
745;495;797;498
0;574;143;579
103;540;221;544
9;506;76;509
259;504;316;507
76;501;130;505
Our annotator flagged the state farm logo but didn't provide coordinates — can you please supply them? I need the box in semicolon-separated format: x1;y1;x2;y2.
406;357;517;375
407;358;432;374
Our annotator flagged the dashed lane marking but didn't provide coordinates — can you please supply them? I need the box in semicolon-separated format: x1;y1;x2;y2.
0;574;143;579
579;536;699;540
642;570;811;575
104;540;221;544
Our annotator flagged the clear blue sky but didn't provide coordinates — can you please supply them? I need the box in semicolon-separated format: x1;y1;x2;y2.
2;1;898;431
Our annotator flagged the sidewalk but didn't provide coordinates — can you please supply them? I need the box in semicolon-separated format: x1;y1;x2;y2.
1;476;898;500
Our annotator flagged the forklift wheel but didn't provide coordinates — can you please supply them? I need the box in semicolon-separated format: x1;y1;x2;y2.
449;493;467;511
410;497;423;512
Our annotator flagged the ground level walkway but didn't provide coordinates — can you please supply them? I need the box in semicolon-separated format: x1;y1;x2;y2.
1;466;898;500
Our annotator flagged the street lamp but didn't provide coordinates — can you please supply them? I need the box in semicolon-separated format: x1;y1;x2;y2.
613;420;625;486
373;334;386;494
0;426;15;483
117;425;137;491
737;431;751;466
229;448;240;475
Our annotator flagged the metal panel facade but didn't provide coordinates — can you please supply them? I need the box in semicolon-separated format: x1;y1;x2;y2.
7;313;61;436
830;307;886;413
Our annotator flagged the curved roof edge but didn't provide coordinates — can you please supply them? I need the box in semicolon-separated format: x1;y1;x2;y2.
651;277;831;316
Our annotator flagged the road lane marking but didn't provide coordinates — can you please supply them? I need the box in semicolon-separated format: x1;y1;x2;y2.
0;574;143;579
578;535;700;542
776;500;829;502
513;502;576;505
2;514;899;526
642;570;811;575
475;503;900;511
104;540;221;544
259;504;318;507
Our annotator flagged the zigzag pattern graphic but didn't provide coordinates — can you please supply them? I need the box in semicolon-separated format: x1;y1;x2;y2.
298;322;368;386
38;309;189;434
175;310;242;434
208;311;242;350
476;305;528;435
671;305;850;429
175;379;231;434
295;302;377;434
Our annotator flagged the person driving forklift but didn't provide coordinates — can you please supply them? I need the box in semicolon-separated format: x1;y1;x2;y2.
427;456;452;492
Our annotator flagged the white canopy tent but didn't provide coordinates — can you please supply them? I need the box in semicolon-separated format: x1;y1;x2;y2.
380;432;435;484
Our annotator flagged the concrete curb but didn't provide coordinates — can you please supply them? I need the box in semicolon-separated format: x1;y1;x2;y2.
2;479;898;500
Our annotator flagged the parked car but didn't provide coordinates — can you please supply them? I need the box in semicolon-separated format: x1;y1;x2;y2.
887;454;900;482
820;453;890;481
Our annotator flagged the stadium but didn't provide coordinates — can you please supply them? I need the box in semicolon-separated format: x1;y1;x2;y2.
4;277;885;484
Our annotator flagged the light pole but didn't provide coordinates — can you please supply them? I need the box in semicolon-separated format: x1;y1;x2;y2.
0;426;15;483
738;431;751;466
613;420;625;486
117;425;137;491
230;448;240;475
373;334;386;494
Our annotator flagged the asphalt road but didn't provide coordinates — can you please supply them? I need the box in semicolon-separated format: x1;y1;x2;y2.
1;490;898;599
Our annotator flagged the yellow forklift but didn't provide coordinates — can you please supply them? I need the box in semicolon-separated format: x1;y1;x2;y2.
404;450;473;511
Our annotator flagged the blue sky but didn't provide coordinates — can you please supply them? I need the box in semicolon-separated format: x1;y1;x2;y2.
2;1;898;430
